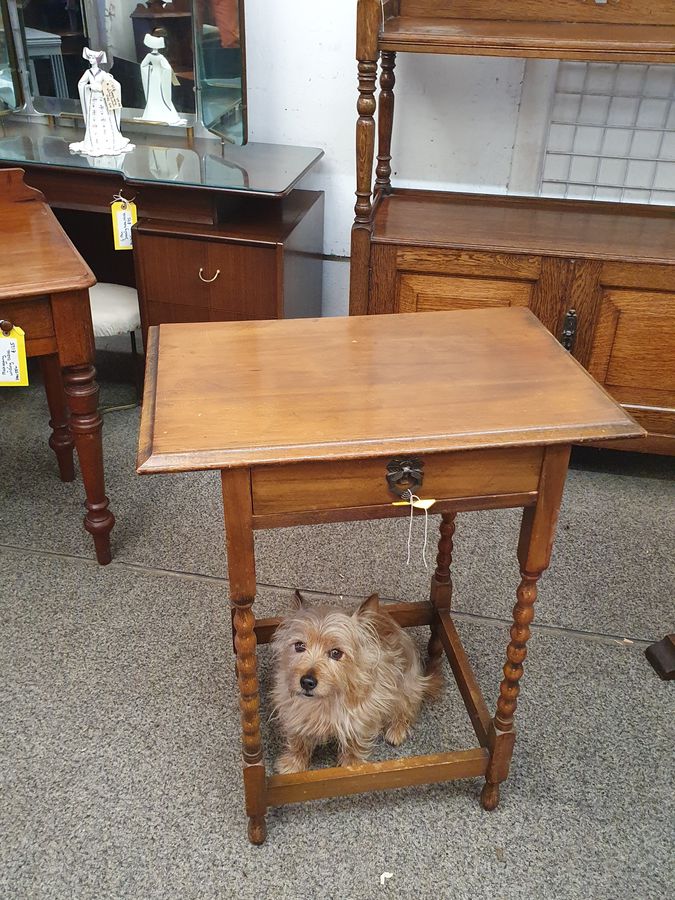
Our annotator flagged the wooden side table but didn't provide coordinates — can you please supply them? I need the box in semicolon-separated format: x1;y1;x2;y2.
0;168;115;564
137;307;644;843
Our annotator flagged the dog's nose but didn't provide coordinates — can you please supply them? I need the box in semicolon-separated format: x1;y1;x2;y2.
300;673;317;692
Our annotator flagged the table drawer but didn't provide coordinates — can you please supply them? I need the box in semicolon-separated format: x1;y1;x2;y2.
251;446;544;517
0;298;55;356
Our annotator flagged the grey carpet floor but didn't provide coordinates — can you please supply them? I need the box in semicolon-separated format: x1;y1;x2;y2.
1;363;674;900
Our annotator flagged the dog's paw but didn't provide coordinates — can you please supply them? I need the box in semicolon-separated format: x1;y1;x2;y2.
384;720;411;747
276;752;307;775
338;751;367;768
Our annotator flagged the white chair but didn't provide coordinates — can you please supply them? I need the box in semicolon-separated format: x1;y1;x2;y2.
89;282;142;402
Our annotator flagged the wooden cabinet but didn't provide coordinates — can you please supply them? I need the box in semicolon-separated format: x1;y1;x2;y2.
350;1;675;455
134;189;324;334
0;125;325;349
359;191;675;454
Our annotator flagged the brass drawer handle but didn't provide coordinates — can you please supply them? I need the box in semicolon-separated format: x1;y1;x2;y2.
386;457;424;498
0;319;14;335
198;268;220;283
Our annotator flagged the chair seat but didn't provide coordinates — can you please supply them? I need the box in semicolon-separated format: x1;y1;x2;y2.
89;283;141;338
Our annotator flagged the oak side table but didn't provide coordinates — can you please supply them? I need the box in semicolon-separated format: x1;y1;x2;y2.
0;168;115;564
137;307;643;844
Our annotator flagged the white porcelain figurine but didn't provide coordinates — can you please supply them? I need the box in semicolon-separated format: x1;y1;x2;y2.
69;48;135;157
137;33;186;126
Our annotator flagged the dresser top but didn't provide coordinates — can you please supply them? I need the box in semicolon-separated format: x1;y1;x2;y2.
0;122;323;198
137;308;643;473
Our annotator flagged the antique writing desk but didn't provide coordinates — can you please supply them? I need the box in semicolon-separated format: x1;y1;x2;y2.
0;169;114;564
137;307;643;843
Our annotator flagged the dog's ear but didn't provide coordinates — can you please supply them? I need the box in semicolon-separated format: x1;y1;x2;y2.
291;589;307;610
355;593;380;617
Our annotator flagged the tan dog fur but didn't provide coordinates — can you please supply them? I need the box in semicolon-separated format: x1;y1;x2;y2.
271;591;443;773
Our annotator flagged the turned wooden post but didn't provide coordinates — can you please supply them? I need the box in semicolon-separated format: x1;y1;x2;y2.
350;0;382;316
375;50;397;195
62;363;115;565
221;467;267;845
40;353;75;482
427;512;456;671
481;444;571;811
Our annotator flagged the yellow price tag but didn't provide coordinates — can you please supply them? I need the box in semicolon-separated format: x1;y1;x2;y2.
0;325;28;387
392;498;436;510
111;199;137;251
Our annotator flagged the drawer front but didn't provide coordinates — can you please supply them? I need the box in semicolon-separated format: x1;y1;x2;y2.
0;298;55;356
137;234;277;325
252;446;544;517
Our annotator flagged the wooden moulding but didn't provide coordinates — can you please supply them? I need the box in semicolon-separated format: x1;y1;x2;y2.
250;491;538;531
266;748;489;806
254;600;434;645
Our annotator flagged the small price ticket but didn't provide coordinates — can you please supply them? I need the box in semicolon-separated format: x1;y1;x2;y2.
102;78;122;111
111;198;137;250
0;324;28;387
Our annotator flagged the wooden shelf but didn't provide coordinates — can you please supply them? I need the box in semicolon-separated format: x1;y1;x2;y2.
372;189;675;266
380;17;675;64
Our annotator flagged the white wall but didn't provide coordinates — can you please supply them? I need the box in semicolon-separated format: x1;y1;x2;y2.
105;0;138;63
244;1;526;315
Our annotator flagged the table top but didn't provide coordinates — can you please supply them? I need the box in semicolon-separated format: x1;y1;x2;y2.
137;308;644;474
0;122;324;198
0;169;94;300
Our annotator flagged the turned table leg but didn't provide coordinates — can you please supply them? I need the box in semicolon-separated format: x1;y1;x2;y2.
481;445;571;811
427;512;456;673
40;354;74;482
62;364;115;565
221;468;267;845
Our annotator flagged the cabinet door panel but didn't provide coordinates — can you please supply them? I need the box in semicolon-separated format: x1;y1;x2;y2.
397;274;533;313
137;234;278;327
587;289;675;448
206;243;278;320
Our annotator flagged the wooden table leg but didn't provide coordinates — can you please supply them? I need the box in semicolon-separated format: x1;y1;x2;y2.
221;468;267;845
40;354;75;482
62;364;115;565
427;512;456;674
481;444;571;811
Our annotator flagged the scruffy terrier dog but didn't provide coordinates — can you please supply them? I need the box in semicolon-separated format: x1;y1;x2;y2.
271;591;443;773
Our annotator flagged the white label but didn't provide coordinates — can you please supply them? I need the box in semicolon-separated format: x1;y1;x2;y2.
115;208;134;249
0;336;21;383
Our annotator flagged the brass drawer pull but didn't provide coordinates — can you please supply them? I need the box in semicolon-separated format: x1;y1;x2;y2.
0;319;14;335
198;268;220;283
386;456;424;498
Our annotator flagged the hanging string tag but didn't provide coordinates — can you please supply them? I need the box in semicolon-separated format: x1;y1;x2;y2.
0;321;28;387
392;491;436;569
101;78;122;112
110;192;137;250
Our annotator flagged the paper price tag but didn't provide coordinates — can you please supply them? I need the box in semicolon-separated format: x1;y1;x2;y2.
102;78;122;111
111;200;137;250
392;498;436;510
0;326;28;387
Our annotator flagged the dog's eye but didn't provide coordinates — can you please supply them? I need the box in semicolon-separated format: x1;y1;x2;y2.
293;642;306;653
328;648;344;661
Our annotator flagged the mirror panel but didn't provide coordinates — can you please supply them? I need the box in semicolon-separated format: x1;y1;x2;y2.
13;0;246;142
194;0;245;142
0;0;21;113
